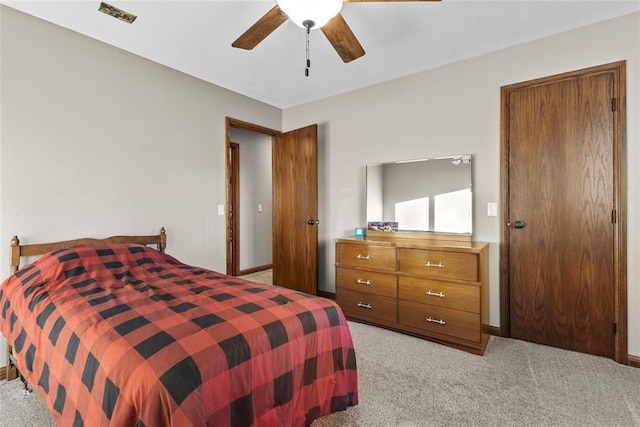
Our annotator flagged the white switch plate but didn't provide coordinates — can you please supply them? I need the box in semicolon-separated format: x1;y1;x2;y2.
487;202;498;217
217;204;225;216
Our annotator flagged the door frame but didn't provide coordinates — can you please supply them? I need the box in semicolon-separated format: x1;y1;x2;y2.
499;61;627;364
227;141;240;276
225;117;280;276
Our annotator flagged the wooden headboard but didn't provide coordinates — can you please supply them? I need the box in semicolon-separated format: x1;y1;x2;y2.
9;227;167;274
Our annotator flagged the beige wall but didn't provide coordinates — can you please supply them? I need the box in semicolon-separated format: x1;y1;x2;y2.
0;6;282;366
283;12;640;356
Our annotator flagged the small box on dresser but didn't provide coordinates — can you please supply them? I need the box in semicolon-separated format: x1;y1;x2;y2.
335;232;490;355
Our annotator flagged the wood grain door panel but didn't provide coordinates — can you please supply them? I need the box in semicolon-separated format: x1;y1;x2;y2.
272;125;318;295
504;66;620;358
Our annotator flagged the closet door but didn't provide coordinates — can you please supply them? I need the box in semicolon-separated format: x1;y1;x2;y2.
501;62;626;360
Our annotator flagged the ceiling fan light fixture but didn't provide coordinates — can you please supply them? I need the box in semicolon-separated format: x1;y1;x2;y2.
277;0;343;29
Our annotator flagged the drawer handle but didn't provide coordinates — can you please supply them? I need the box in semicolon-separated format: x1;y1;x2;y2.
426;290;445;298
426;317;446;325
356;254;372;260
356;279;372;286
425;262;445;268
357;302;372;309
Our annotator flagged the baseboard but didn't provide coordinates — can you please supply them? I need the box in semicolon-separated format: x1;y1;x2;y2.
629;355;640;369
318;290;335;300
489;326;502;337
237;264;272;276
0;365;6;381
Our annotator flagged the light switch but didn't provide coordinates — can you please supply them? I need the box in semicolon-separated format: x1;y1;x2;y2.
217;204;225;216
258;204;263;212
487;202;498;217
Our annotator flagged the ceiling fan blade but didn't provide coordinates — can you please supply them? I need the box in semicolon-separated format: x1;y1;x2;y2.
232;5;288;50
321;13;366;63
344;0;441;2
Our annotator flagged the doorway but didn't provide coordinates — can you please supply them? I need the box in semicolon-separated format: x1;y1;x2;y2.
227;129;274;277
226;118;279;277
500;61;627;363
225;118;319;295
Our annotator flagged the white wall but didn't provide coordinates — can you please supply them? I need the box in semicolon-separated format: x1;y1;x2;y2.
283;12;640;357
0;6;281;367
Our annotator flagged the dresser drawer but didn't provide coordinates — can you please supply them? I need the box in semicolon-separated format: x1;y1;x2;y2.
399;300;480;343
337;289;397;323
399;248;478;281
398;276;479;313
337;243;396;271
337;266;397;298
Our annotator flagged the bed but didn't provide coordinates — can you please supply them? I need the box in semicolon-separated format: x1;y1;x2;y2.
0;228;358;426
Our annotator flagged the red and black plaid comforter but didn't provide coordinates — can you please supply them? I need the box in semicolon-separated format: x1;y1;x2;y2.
0;244;358;426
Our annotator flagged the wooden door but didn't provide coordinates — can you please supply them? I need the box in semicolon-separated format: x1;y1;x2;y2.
272;124;318;295
501;62;627;360
227;142;240;276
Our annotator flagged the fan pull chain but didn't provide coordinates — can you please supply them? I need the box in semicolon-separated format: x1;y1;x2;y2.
305;25;311;77
303;20;314;77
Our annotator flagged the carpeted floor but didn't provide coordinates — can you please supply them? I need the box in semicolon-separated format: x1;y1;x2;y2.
0;379;55;427
314;322;640;426
1;321;639;426
238;268;273;285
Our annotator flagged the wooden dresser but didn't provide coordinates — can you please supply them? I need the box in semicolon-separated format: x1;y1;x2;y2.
335;232;489;355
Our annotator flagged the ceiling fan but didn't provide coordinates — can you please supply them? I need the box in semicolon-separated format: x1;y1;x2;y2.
232;0;442;64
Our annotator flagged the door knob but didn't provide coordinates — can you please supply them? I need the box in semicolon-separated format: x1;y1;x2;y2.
307;219;319;226
514;220;525;229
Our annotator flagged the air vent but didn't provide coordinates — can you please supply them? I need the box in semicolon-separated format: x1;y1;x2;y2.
98;2;137;24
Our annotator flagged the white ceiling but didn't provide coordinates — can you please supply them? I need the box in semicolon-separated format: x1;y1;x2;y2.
2;0;639;108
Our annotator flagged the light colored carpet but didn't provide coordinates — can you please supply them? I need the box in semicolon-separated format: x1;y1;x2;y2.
0;380;55;427
238;269;273;285
314;322;640;426
1;321;639;426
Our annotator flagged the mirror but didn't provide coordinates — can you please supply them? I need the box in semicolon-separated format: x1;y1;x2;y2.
366;155;472;234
